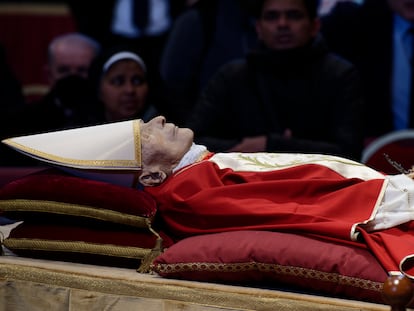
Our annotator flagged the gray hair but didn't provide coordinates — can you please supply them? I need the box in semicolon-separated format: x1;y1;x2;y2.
47;32;101;64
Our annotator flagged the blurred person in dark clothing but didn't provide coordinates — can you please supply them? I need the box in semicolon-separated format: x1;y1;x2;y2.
321;0;414;144
46;32;101;88
0;43;25;115
159;0;258;125
0;33;101;166
186;0;365;161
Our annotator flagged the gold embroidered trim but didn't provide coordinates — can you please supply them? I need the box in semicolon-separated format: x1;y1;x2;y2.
237;154;366;170
3;238;151;259
0;200;153;228
133;119;142;167
153;262;383;292
4;138;140;168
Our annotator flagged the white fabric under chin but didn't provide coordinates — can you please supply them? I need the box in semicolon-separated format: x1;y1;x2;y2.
172;144;208;173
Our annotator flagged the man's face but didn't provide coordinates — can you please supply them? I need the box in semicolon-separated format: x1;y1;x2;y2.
255;0;320;50
48;43;97;87
387;0;414;22
140;116;194;173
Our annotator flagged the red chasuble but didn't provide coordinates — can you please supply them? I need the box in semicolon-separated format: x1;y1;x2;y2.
145;155;414;277
147;160;384;239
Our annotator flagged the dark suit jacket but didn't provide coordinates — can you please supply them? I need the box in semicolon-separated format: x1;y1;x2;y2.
186;37;365;161
66;0;188;46
321;0;394;140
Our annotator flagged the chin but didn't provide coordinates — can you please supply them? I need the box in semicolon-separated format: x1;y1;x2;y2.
180;127;194;138
181;128;194;148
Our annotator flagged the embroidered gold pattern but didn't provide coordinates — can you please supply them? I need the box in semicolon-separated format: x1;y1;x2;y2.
3;238;151;259
133;119;142;167
237;154;366;170
0;199;154;228
152;262;383;292
3;139;140;168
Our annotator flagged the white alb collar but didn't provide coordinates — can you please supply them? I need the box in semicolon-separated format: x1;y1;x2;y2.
172;144;208;173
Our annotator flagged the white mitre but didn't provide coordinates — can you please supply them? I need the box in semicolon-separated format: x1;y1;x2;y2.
2;120;143;187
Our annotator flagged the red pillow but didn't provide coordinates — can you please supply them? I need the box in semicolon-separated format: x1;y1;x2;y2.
5;222;174;269
152;230;388;304
0;168;157;216
0;169;169;272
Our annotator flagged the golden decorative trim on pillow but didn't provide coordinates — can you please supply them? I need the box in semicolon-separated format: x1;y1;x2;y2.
3;223;173;270
154;262;383;292
4;238;151;259
0;199;152;228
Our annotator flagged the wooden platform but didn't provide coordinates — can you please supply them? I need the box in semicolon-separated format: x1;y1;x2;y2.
0;256;401;311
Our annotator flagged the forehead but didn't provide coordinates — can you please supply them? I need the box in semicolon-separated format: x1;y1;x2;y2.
105;60;144;74
139;120;153;139
262;0;306;11
53;49;95;68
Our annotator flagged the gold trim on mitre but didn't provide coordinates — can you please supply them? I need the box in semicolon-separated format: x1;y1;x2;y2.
2;120;142;170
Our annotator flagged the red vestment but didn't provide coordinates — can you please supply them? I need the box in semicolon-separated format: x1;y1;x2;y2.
146;159;414;277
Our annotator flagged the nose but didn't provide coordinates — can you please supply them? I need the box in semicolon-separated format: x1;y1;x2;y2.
124;81;136;93
277;15;289;27
153;115;166;127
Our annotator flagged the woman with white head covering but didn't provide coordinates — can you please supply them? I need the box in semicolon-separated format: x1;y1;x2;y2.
88;46;158;123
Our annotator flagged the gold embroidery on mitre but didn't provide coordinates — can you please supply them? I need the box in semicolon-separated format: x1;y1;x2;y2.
133;119;142;168
3;139;139;169
2;120;143;170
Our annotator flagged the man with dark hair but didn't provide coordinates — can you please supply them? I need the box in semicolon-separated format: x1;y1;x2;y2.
186;0;364;161
252;0;321;19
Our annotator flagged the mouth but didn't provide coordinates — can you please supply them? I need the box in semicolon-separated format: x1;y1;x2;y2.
168;123;178;136
120;100;138;108
275;34;293;44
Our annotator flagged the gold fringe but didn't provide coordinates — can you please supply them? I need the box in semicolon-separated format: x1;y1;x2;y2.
137;237;163;273
137;219;164;273
0;231;4;256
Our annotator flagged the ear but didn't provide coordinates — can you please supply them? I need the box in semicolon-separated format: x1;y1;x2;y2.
139;170;168;187
255;19;264;41
45;64;53;85
311;18;321;37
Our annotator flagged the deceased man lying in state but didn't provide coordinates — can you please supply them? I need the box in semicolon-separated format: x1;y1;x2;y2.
3;116;414;278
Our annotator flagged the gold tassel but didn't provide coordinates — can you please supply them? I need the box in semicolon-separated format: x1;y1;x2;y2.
0;231;4;256
137;237;163;273
137;220;164;273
